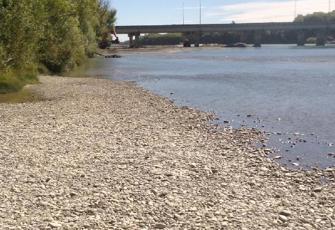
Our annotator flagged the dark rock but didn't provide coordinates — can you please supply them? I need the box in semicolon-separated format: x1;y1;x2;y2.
154;223;166;229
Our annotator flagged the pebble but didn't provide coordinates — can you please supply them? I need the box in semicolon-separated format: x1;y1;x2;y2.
279;210;291;217
49;222;62;228
279;215;288;222
154;223;166;229
313;187;323;193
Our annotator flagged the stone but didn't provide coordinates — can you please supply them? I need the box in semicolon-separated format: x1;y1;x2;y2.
154;223;166;229
279;210;292;217
211;167;218;174
279;215;288;222
313;187;323;193
49;222;62;228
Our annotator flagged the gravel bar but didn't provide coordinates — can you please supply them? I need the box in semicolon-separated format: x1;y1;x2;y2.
0;76;334;229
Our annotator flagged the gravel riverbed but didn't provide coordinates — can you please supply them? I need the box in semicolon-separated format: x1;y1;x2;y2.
0;76;334;229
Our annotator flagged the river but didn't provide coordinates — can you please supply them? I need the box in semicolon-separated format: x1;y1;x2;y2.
70;45;335;169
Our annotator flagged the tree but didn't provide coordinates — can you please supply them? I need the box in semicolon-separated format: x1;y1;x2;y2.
0;0;118;93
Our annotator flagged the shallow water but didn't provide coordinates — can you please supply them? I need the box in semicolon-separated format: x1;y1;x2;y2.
71;45;335;169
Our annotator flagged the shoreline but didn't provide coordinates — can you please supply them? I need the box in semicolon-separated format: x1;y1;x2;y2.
0;76;334;229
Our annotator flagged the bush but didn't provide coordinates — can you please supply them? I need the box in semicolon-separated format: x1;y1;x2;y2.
140;33;184;45
0;67;37;94
0;70;23;93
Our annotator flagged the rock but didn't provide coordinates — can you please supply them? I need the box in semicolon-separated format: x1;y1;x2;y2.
164;172;173;177
211;167;218;174
159;192;168;198
49;222;62;228
279;210;292;217
154;223;166;229
69;192;77;197
302;223;313;229
313;187;323;193
189;163;197;168
221;221;229;227
279;215;288;222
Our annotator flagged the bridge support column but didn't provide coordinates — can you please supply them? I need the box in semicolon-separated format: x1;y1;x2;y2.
182;32;191;47
297;31;305;46
128;33;134;48
194;32;201;47
183;32;201;47
240;32;248;43
134;33;141;48
316;31;326;46
253;31;262;47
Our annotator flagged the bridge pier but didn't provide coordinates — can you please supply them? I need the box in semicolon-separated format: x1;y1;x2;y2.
253;31;262;47
128;33;141;48
194;32;201;47
297;31;306;46
316;31;326;46
240;32;249;43
134;33;141;48
183;32;201;47
128;33;134;48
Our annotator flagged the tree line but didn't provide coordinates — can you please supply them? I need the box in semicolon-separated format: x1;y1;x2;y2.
0;0;116;93
295;10;335;23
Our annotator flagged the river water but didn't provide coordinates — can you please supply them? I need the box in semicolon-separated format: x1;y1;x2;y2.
71;45;335;169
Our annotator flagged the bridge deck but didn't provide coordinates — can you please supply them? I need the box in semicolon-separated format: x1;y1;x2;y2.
116;22;335;34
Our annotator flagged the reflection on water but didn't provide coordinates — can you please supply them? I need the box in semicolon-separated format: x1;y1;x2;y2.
70;45;335;169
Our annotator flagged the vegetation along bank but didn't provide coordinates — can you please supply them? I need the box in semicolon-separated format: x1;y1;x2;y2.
0;0;116;93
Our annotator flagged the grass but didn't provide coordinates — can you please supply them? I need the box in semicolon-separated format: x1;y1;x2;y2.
0;87;42;104
0;68;39;94
0;67;42;103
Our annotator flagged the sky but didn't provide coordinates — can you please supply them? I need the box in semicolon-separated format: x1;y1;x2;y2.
110;0;333;25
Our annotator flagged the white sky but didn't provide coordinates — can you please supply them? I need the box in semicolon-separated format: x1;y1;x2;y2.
206;0;332;23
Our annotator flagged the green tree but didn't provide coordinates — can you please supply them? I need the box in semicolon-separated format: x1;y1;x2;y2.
38;0;86;73
294;11;335;23
0;0;117;93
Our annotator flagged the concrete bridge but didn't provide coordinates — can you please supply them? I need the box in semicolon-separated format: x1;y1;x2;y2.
116;22;335;47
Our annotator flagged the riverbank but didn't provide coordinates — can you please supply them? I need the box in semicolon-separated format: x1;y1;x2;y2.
0;76;334;229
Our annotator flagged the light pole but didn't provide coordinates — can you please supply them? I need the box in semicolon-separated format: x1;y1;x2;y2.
183;2;185;24
199;0;202;25
294;0;297;19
